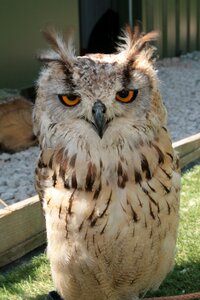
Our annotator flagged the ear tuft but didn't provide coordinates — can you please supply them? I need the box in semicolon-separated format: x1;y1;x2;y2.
38;28;75;67
118;24;159;63
135;31;159;53
124;21;143;44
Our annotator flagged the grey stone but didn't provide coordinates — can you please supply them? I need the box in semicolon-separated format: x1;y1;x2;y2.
1;192;15;201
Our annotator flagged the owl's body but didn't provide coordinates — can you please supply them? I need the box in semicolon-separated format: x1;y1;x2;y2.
34;27;180;300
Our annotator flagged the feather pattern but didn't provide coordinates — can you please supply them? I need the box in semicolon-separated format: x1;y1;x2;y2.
34;25;180;300
38;28;75;66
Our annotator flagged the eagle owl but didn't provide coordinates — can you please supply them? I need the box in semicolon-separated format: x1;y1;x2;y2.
33;27;180;300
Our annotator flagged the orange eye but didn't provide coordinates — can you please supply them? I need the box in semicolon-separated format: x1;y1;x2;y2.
115;89;138;103
58;94;81;106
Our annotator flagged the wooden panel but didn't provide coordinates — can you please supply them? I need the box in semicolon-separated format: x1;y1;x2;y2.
166;0;176;57
0;231;46;268
145;0;154;31
197;0;200;50
189;0;198;51
141;0;200;57
173;133;200;157
173;133;200;168
179;147;200;169
142;0;147;32
175;0;180;55
179;0;188;53
0;196;46;267
153;0;164;58
162;0;168;58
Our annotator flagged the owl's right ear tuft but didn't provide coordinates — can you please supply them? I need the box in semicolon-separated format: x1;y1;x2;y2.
38;28;75;67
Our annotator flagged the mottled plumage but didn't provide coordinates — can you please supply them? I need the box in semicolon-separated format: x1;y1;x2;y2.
33;26;180;300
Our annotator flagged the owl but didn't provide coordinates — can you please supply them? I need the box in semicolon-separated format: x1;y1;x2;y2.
33;26;180;300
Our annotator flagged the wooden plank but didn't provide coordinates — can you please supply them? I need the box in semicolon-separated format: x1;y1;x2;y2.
189;0;197;52
162;0;168;58
179;147;200;169
197;0;200;50
173;133;200;168
0;231;46;268
0;196;46;267
178;0;188;53
173;133;200;158
142;0;147;32
175;0;180;56
153;0;163;58
167;0;177;57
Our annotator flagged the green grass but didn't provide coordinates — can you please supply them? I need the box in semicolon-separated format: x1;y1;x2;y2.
0;254;53;300
148;163;200;297
0;164;200;299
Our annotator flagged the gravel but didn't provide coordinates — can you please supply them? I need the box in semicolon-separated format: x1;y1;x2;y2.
0;52;200;206
0;148;39;207
158;53;200;141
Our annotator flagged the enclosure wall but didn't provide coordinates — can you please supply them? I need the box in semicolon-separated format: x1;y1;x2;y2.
142;0;200;58
0;0;79;89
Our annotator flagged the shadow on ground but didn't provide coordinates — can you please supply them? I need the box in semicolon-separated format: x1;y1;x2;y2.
145;262;200;298
28;294;48;300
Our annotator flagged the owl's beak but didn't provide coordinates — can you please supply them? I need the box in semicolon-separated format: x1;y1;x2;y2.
92;100;107;138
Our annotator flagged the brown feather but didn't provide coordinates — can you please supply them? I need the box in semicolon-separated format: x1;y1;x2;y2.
38;28;75;67
121;25;159;63
43;29;62;53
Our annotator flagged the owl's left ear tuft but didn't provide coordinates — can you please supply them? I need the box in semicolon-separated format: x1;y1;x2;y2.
134;31;159;53
38;28;75;67
117;24;159;63
134;30;159;63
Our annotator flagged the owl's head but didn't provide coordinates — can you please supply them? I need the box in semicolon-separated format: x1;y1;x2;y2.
33;26;166;150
